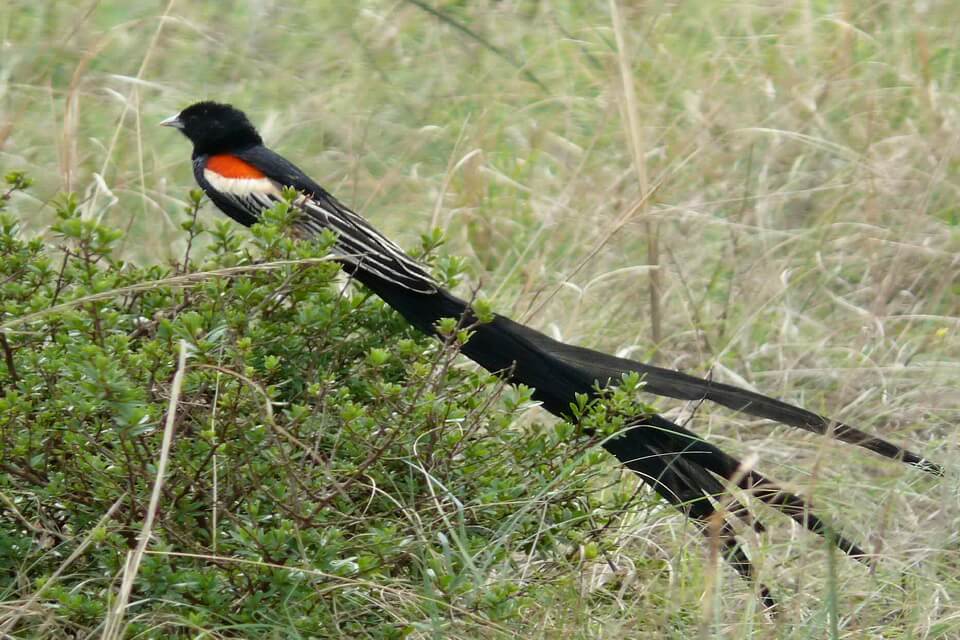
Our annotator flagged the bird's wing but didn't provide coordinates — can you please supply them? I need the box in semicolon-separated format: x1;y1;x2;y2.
232;146;439;294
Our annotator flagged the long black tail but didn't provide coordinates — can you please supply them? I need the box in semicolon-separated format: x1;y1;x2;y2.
180;108;937;607
345;268;936;605
358;275;936;472
483;311;938;473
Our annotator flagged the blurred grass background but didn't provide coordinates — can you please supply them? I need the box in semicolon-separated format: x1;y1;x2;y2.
2;0;959;636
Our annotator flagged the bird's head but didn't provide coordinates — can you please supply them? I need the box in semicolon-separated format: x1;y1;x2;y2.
161;101;262;156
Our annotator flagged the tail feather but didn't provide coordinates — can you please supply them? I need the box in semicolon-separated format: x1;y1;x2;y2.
639;414;868;560
356;272;936;476
489;313;939;474
604;422;777;608
345;260;929;605
741;472;867;559
603;414;867;605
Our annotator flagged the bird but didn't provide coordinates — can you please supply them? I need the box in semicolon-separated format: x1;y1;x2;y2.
162;101;939;608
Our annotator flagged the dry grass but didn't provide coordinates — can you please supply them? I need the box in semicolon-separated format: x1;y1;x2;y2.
1;0;959;637
101;340;187;640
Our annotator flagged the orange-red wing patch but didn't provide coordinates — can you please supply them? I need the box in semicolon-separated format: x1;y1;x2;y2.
206;154;267;179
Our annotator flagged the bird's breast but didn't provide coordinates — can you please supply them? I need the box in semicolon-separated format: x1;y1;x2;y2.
203;154;279;196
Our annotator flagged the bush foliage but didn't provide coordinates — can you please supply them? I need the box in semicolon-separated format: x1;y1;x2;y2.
0;175;653;638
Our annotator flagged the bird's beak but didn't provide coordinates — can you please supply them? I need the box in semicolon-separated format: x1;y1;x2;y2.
159;113;183;129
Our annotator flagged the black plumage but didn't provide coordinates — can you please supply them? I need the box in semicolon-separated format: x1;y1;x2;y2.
164;101;939;608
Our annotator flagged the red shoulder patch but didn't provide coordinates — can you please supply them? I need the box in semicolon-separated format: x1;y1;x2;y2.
206;155;267;179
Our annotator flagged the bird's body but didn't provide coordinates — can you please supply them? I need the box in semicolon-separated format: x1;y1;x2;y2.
164;101;939;608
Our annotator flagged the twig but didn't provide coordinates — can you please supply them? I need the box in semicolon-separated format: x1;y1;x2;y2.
0;493;127;636
0;257;336;333
179;196;203;273
0;332;17;384
0;490;67;543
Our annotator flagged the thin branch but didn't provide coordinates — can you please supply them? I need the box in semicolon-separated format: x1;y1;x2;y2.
0;493;127;636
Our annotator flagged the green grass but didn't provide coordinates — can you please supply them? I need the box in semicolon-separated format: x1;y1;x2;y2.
2;0;959;637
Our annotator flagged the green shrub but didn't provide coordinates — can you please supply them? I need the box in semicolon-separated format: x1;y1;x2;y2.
0;174;645;638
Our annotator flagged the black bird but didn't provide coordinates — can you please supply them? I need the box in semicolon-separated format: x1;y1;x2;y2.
163;101;939;607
